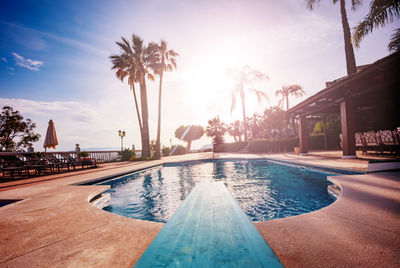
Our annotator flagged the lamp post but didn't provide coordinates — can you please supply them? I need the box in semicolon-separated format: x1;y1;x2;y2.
118;130;126;151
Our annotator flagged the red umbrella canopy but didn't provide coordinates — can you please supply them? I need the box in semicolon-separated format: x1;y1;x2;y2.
43;119;59;149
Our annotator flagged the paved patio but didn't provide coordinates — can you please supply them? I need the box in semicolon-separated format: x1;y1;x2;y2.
0;152;399;267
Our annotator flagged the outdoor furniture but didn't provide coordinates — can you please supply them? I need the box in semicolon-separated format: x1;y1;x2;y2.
355;132;367;154
44;153;71;172
23;153;54;175
378;130;400;155
363;131;382;154
60;153;97;169
0;155;26;178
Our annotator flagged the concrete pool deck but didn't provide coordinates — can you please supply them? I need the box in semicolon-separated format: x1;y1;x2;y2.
0;152;399;267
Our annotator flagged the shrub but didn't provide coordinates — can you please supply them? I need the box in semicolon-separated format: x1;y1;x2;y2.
162;146;171;156
214;142;248;153
171;145;186;155
247;138;299;153
78;151;89;158
247;135;333;153
118;149;135;161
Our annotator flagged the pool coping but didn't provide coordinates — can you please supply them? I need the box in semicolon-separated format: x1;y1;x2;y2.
0;152;399;267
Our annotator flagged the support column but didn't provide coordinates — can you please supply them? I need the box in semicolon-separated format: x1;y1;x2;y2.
299;115;308;155
340;97;356;158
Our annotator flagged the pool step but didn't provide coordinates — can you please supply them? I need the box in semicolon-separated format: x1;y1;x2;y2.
135;181;282;267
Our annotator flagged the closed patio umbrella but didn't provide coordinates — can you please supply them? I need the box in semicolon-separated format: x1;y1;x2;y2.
43;119;58;152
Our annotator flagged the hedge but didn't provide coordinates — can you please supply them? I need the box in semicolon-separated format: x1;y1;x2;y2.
247;135;328;153
214;142;248;153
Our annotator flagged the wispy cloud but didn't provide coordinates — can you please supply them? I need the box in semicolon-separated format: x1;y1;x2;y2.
1;57;7;63
11;52;43;71
0;20;109;56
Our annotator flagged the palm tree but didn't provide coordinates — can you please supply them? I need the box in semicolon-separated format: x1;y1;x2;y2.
148;40;179;158
110;34;154;158
229;66;269;142
206;116;227;146
306;0;361;75
228;120;243;142
353;0;400;52
275;84;305;111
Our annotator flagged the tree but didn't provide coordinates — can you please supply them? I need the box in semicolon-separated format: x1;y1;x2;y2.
261;107;287;139
228;120;243;142
229;66;269;142
353;0;400;52
110;34;155;158
148;40;179;158
306;0;361;75
206;116;227;146
0;106;41;151
175;125;204;152
275;84;305;111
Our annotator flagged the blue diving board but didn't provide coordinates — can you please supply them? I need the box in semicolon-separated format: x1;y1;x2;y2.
135;181;282;267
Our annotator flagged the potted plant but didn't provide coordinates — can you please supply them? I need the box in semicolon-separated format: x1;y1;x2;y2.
294;146;300;155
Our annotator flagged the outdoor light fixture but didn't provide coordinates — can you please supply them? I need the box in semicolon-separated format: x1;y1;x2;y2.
118;130;126;151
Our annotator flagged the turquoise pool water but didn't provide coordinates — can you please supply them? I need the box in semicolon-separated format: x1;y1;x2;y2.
100;160;340;222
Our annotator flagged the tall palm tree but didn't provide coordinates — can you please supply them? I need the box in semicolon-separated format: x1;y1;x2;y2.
229;66;269;142
306;0;361;75
353;0;400;52
110;34;154;158
275;84;305;111
148;40;179;158
206;116;227;146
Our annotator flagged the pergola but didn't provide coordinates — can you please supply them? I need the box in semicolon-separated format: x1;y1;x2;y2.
288;52;400;158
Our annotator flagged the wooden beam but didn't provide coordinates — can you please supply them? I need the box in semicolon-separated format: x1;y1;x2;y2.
299;116;308;154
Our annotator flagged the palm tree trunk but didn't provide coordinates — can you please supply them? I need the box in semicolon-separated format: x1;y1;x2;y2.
340;0;357;75
155;71;163;158
131;84;143;131
241;92;248;142
139;76;150;158
286;95;289;111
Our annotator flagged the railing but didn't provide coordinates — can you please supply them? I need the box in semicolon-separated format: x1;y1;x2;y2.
0;150;142;163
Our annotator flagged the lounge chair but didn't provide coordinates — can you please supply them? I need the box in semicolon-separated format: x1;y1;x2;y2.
60;153;97;169
23;153;54;175
0;155;26;178
44;153;72;171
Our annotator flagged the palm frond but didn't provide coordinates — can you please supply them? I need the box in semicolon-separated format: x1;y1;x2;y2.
248;88;269;104
288;84;305;97
389;27;400;52
306;0;321;10
353;0;400;48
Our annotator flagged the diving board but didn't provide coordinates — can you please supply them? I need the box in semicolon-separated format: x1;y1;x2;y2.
135;181;282;267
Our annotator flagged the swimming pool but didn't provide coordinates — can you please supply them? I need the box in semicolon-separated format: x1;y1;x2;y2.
99;159;344;222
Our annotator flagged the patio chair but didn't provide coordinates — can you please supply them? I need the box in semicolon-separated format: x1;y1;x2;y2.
60;153;97;169
44;153;72;171
23;153;54;175
378;130;400;153
363;131;382;154
355;132;367;154
0;155;26;178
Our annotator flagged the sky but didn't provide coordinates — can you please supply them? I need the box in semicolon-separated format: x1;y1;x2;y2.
0;0;398;151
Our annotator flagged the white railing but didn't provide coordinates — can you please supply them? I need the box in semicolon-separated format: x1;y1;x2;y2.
0;150;142;163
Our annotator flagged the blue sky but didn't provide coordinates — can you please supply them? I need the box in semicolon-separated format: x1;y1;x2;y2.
0;0;398;151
